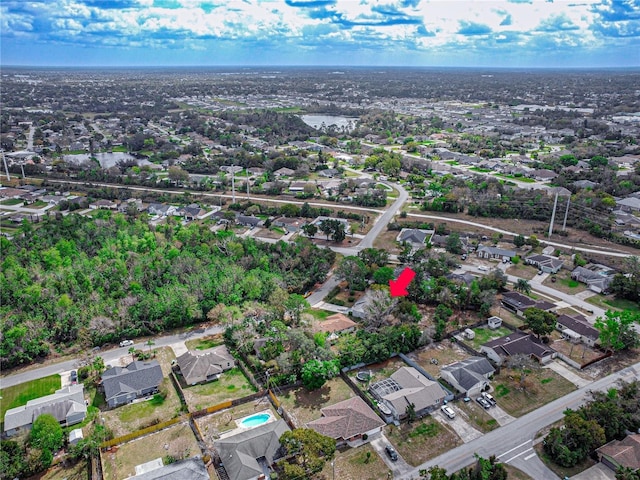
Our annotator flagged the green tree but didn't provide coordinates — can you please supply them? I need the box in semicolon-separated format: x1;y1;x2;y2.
514;278;531;295
445;233;463;254
336;256;368;291
594;310;640;352
167;166;189;186
616;467;640;480
301;223;317;237
544;410;606;467
29;414;64;469
358;248;389;269
373;266;395;285
301;359;339;390
278;428;336;479
513;234;526;248
284;294;309;326
523;307;557;338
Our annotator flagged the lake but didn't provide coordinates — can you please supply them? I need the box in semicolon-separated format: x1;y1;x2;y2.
299;114;359;131
63;152;143;169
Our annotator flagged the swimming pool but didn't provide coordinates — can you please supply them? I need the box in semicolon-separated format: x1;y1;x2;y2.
239;413;271;428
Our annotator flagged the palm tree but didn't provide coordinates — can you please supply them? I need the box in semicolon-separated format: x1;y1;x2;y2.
128;346;136;362
515;278;531;295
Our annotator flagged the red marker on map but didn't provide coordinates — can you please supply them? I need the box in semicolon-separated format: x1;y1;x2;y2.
389;267;416;297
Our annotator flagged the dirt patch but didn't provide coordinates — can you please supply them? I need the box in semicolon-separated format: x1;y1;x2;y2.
506;264;538;280
581;348;640;379
385;417;462;466
408;342;471;377
319;443;391;480
373;229;402;253
551;339;605;367
101;422;200;480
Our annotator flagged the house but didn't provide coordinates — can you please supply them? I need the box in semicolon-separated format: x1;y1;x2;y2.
176;346;235;385
273;167;294;177
214;419;289;480
101;361;164;408
571;266;615;294
476;245;516;261
501;291;556;317
440;357;495;397
530;169;558;181
480;331;556;366
3;384;87;436
487;316;503;329
370;366;446;420
616;196;640;214
318;168;340;178
307;397;385;446
396;228;433;248
130;457;209;480
311;216;351;236
596;434;640;472
272;216;305;233
236;215;262;228
147;203;178;217
525;254;564;274
556;314;599;347
350;290;373;319
573;180;598;189
89;199;118;210
178;205;208;220
313;313;358;342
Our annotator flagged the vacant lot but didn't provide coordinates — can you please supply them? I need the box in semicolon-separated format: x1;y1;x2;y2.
587;294;640;313
551;339;604;366
408;342;470;377
181;367;256;411
0;374;61;426
534;441;596;479
455;399;500;433
542;270;586;295
385;417;462;466
506;263;537;280
184;333;225;351
373;229;402;253
319;443;391;480
278;376;356;427
492;368;575;417
466;326;513;351
35;460;88;480
101;422;200;480
195;401;278;442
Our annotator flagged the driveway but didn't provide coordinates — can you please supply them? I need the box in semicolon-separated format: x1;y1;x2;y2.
544;360;592;388
370;432;413;477
485;404;515;426
571;463;615;480
433;406;483;443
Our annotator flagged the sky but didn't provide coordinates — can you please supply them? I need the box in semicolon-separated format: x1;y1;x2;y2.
1;0;639;68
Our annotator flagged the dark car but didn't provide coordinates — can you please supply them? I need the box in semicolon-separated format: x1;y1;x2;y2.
70;370;78;383
476;396;491;409
385;445;398;461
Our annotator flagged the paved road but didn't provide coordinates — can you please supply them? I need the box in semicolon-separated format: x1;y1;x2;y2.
407;213;637;258
397;361;640;480
0;325;223;389
359;181;409;249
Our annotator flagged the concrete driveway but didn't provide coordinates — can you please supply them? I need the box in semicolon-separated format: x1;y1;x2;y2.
433;406;483;443
370;432;413;477
571;463;615;480
486;404;515;426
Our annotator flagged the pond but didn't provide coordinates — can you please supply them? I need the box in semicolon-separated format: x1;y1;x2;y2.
299;114;359;132
63;152;151;169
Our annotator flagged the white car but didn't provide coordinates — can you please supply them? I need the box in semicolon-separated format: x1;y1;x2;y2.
441;405;456;419
478;265;489;272
482;392;496;405
119;340;134;347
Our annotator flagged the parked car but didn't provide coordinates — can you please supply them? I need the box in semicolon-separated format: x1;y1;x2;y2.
478;265;488;272
119;340;134;347
441;405;456;419
70;370;77;384
482;392;496;405
385;445;398;461
461;254;467;260
476;396;491;409
537;270;543;275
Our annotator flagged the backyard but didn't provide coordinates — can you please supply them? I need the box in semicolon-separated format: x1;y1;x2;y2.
550;339;606;366
181;367;256;411
101;422;200;480
491;368;576;417
319;443;391;480
277;376;356;427
195;401;279;442
408;342;470;377
385;416;462;466
465;326;514;351
36;460;88;480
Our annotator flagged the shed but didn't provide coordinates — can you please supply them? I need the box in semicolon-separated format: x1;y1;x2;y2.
69;428;84;445
464;329;475;340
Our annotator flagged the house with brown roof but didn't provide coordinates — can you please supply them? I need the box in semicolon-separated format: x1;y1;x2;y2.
597;434;640;472
313;313;357;342
480;331;556;366
307;397;385;447
176;346;235;386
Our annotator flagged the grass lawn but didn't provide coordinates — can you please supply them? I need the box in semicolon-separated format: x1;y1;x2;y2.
303;308;333;321
0;198;24;205
585;294;640;313
0;374;61;425
467;326;513;350
492;368;575;417
101;422;200;480
319;444;391;480
542;270;586;295
385;417;462;466
506;264;537;280
184;333;224;351
372;229;402;253
23;200;48;209
504;465;534;480
278;376;356;427
37;460;88;480
181;367;256;411
456;400;500;433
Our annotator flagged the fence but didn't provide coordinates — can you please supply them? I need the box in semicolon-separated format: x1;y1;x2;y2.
100;416;184;448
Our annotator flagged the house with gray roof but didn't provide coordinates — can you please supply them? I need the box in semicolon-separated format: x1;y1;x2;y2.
370;366;446;421
130;457;209;480
480;331;556;366
501;290;556;317
556;314;600;347
101;360;164;408
477;245;516;261
215;419;289;480
616;196;640;214
307;396;384;446
176;346;235;386
3;384;87;436
571;266;615;294
525;254;564;274
440;357;495;397
396;228;433;248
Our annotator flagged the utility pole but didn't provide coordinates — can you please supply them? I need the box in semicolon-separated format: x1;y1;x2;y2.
246;169;250;199
231;165;236;203
548;192;559;239
2;152;9;181
562;196;571;231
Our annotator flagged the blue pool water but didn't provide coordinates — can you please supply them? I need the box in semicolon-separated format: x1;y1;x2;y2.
240;413;270;428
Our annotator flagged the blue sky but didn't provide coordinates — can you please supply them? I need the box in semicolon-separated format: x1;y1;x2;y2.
1;0;639;67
